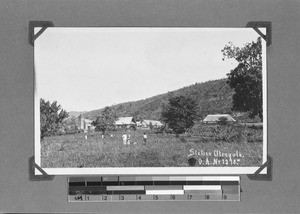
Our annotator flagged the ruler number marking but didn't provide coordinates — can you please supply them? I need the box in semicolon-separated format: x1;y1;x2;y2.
75;195;83;201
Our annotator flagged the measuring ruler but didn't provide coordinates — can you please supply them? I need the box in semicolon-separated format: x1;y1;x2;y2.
68;176;240;202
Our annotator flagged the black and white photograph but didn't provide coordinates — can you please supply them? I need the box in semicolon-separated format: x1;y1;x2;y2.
34;28;267;174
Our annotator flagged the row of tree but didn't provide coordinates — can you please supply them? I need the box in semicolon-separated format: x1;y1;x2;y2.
40;37;263;139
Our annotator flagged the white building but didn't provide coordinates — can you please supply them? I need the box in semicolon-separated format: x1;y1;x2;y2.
139;119;164;128
115;117;136;128
203;114;236;124
78;115;95;131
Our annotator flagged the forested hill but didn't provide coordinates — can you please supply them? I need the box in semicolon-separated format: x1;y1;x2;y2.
68;111;87;118
81;78;235;121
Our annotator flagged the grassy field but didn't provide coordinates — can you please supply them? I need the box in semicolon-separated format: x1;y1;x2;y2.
41;124;263;168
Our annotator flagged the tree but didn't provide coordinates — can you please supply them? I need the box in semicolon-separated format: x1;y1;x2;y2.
217;116;228;125
40;98;69;139
130;123;137;131
92;106;116;134
222;37;263;120
161;95;198;135
149;122;154;130
63;116;79;135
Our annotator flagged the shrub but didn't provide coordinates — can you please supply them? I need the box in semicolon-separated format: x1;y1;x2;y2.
249;124;263;130
217;116;229;125
130;124;137;131
153;125;166;134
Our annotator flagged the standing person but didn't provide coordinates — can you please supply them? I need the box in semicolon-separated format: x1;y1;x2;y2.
143;132;147;144
127;134;131;145
122;133;127;145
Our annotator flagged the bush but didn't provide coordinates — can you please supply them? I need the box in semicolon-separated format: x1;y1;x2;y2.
56;130;66;136
217;116;228;125
130;124;137;131
65;129;80;135
249;124;263;130
153;125;166;134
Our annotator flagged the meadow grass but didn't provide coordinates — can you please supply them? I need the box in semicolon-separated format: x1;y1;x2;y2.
41;125;263;168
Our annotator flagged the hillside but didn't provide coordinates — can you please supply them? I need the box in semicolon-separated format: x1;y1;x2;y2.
81;78;236;121
68;111;87;118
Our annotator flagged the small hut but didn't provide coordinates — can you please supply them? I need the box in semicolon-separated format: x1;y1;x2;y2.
203;114;236;124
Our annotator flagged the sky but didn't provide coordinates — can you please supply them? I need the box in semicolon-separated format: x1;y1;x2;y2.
35;28;262;112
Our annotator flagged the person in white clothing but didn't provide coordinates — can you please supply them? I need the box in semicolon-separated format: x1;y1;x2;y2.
127;134;131;145
122;133;127;145
143;133;147;144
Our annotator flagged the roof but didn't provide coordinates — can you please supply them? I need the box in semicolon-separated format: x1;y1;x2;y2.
143;120;163;126
84;119;93;124
115;117;135;125
203;114;236;122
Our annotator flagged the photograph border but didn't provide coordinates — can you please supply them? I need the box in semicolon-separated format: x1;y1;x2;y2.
34;27;267;175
